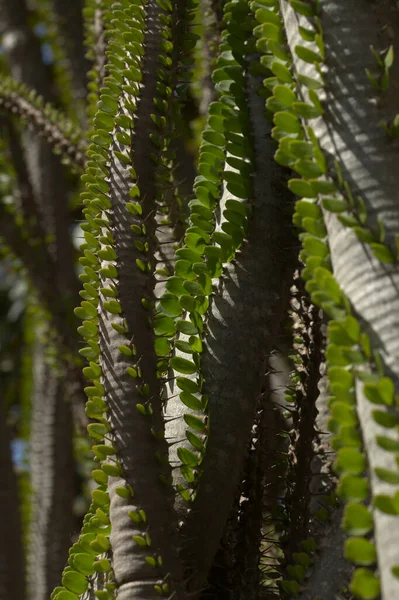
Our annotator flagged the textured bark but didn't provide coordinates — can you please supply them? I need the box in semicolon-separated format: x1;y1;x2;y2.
99;2;183;596
0;0;79;304
49;0;89;122
0;396;25;600
281;1;399;596
297;376;352;600
27;335;75;600
183;71;296;589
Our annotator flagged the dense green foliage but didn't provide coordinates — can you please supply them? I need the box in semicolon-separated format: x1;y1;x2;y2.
1;0;399;599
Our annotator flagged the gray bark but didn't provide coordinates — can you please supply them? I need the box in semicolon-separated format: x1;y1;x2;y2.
280;1;399;596
49;0;89;123
0;0;79;305
27;333;75;600
183;70;296;590
98;2;184;596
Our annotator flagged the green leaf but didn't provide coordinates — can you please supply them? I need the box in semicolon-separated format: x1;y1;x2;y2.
290;0;316;16
292;552;311;568
372;409;398;428
297;73;324;89
289;140;314;159
364;378;394;406
350;569;380;600
62;571;88;595
255;7;281;25
342;503;373;536
385;45;394;69
370;243;395;263
376;435;399;452
331;402;357;426
170;357;197;374
374;493;399;515
153;314;175;337
155;337;170;356
176;377;199;393
92;469;108;485
295;45;322;64
287;563;305;581
179;392;203;411
176;320;198;335
302;217;326;238
273;85;296;107
288;179;317;198
303;236;328;257
296;200;321;218
103;300;122;314
375;467;399;485
294;159;324;178
177;447;199;466
186;430;204;451
92;489;110;508
72;554;95;576
184;413;206;431
338;474;369;502
270;61;293;83
274;111;301;134
53;592;79;600
160;295;182;317
293;101;321;119
322;197;347;213
345;538;376;566
336;448;365;475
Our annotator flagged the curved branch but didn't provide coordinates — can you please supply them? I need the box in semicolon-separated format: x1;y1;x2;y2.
280;1;399;595
0;76;87;170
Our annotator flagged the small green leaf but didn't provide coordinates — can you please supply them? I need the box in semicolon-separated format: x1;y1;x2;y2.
375;467;399;485
177;447;199;466
186;430;205;451
342;503;373;536
350;569;380;600
53;592;79;600
72;553;95;576
296;200;321;218
374;494;399;515
160;295;182;317
376;435;399;452
297;73;324;90
184;413;206;431
370;243;395;263
179;392;203;411
170;357;197;374
103;300;122;314
92;489;110;508
62;571;88;595
384;45;394;69
176;377;199;393
273;85;296;107
275;111;301;134
303;236;329;257
289;140;314;159
322;197;347;213
270;61;293;83
338;474;369;502
288;179;317;198
293;101;321;119
336;448;365;475
295;45;322;64
290;0;316;16
372;409;398;428
345;538;376;566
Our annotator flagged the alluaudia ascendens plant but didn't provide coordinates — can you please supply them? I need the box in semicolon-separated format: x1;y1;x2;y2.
1;0;399;599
